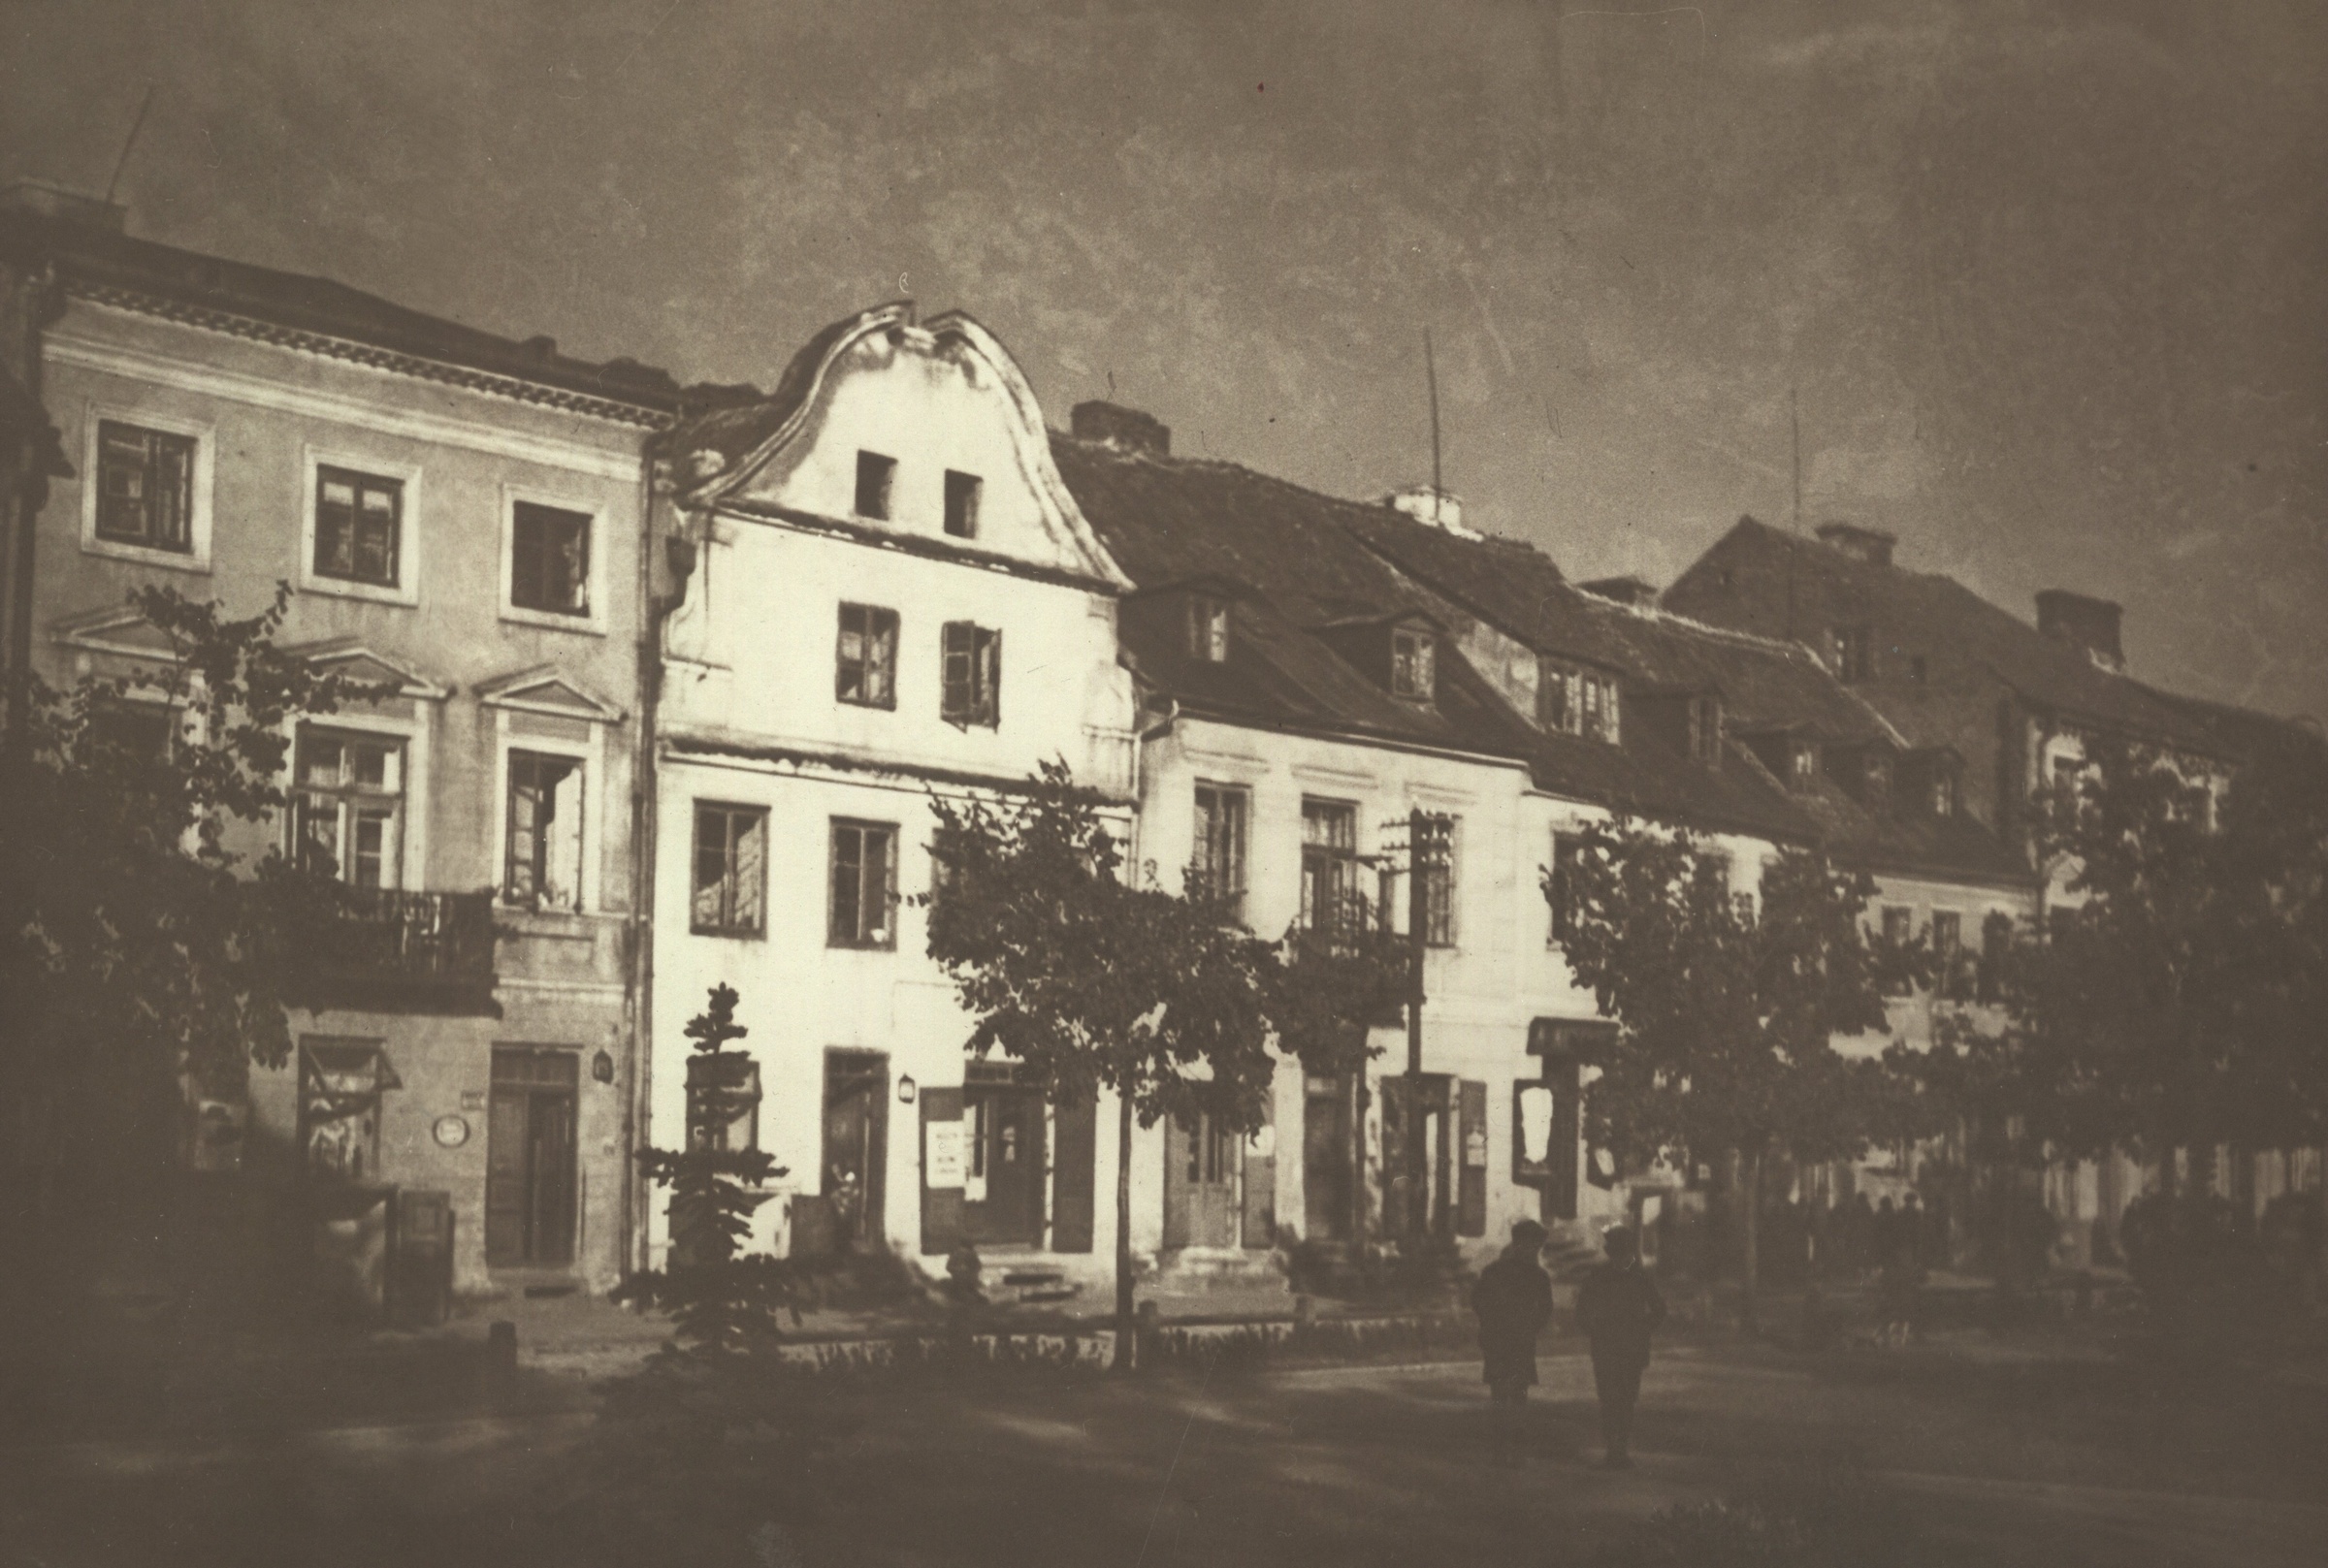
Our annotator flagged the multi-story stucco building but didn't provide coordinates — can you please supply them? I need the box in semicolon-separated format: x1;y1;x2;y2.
0;184;677;1303
645;304;1139;1289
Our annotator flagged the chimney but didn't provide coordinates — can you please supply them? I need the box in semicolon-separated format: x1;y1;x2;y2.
1386;485;1476;538
1071;400;1171;457
1;178;126;234
1814;522;1896;567
1578;575;1659;609
2035;590;2124;673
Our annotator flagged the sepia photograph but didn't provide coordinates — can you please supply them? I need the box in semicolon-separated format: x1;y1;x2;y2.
1;3;2322;1564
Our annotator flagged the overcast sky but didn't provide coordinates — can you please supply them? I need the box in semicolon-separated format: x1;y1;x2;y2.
7;0;2322;719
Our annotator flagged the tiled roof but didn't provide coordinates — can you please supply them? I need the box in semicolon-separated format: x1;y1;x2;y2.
1669;517;2302;762
5;209;683;420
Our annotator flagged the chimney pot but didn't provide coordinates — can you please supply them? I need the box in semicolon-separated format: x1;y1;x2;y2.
1814;522;1897;567
1387;485;1473;537
2035;590;2124;673
1071;400;1171;457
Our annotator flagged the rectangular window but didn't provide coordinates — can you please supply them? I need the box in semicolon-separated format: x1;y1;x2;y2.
1191;784;1249;910
855;451;896;520
836;603;899;709
1835;625;1875;683
313;465;404;587
1299;798;1360;935
691;802;767;936
299;1038;390;1184
1548;832;1584;944
1536;657;1571;731
943;469;982;538
1978;913;2009;1005
1881;905;1914;994
1931;769;1957;817
503;752;585;911
293;728;405;888
1189;596;1231;662
1691;696;1724;763
510;500;592;616
94;421;195;553
1792;744;1818;787
687;1054;760;1153
1421;816;1457;947
940;622;1002;727
85;698;173;764
829;819;898;948
1391;627;1436;700
1931;911;1961;959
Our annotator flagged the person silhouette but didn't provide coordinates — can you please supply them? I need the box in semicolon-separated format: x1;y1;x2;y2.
1471;1218;1553;1465
1576;1226;1666;1469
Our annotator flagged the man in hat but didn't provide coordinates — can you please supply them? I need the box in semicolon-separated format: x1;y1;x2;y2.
1576;1226;1665;1469
1471;1217;1553;1464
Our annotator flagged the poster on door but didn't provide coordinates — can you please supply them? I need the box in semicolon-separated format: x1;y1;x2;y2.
924;1120;965;1189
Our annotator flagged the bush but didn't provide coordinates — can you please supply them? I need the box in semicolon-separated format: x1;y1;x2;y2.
1594;1463;1933;1568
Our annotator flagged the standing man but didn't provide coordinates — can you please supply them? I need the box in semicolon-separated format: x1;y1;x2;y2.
1576;1226;1665;1470
1471;1218;1553;1465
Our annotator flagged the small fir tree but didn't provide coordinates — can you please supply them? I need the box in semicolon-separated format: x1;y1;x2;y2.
616;984;807;1351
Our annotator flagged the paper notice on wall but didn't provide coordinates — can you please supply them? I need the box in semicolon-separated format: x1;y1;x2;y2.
924;1121;966;1189
1517;1086;1553;1167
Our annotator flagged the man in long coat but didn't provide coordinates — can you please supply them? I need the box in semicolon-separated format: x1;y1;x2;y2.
1471;1218;1553;1463
1576;1225;1665;1469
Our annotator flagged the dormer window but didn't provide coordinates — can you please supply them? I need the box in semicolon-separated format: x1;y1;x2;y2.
1188;595;1231;662
1689;695;1724;764
1864;751;1893;806
1834;624;1875;683
1792;743;1818;787
1391;626;1436;700
1930;768;1956;817
855;451;896;521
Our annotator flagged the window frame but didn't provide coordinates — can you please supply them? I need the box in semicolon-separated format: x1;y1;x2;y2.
80;404;214;572
1390;626;1437;701
290;722;413;891
855;450;897;521
835;603;901;710
828;818;900;950
500;485;605;633
691;800;770;939
1548;830;1586;946
499;744;592;913
1299;797;1362;936
940;621;1003;728
943;468;983;538
1191;782;1250;912
1188;595;1232;662
1420;814;1458;948
687;1053;762;1154
300;446;422;606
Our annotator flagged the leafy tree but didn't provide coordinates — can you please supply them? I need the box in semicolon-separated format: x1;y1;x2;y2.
1927;732;2328;1197
922;762;1283;1369
0;583;379;1302
615;984;809;1351
1550;821;1921;1324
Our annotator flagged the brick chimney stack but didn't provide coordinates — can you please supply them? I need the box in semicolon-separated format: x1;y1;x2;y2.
2036;590;2124;673
1071;400;1171;457
1814;522;1896;567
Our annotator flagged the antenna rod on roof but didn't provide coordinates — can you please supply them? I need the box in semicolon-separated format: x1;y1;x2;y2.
1425;327;1442;509
103;83;158;207
1789;384;1803;533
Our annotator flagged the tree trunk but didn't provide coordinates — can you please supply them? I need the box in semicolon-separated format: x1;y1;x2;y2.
1112;1088;1136;1373
1740;1146;1763;1331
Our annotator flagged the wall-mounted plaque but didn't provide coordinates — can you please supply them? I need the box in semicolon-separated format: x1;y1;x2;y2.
432;1115;470;1149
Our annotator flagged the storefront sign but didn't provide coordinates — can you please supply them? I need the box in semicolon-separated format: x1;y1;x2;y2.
923;1120;965;1188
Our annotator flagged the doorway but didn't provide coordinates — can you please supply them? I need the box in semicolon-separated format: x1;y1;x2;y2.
1164;1109;1240;1248
822;1050;889;1249
486;1047;577;1268
963;1078;1045;1245
1303;1072;1354;1241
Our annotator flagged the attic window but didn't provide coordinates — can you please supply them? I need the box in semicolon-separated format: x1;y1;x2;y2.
1690;696;1724;764
1792;742;1818;787
855;451;896;521
1833;624;1875;684
1864;751;1893;806
1188;595;1230;662
1391;627;1436;701
1930;769;1956;817
944;470;981;538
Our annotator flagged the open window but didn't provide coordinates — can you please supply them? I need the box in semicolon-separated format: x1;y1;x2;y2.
503;751;585;911
941;622;1001;727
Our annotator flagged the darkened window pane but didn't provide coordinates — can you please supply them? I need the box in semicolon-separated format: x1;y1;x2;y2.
292;727;405;887
855;451;896;520
836;603;898;708
691;803;767;935
1391;629;1435;699
504;752;585;910
1189;597;1230;661
510;501;591;615
1192;784;1248;908
95;421;195;552
944;469;981;537
829;820;897;947
940;622;1000;727
314;465;403;587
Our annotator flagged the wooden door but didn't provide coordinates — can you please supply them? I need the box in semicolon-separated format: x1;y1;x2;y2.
1163;1110;1238;1248
965;1085;1044;1245
486;1048;578;1267
1303;1073;1352;1241
822;1051;888;1249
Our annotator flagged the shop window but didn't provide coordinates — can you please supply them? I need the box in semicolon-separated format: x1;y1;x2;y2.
298;1038;396;1184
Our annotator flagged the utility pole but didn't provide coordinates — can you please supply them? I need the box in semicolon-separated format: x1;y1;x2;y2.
1403;809;1450;1243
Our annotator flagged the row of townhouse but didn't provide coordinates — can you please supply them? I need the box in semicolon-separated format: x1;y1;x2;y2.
1;183;2303;1309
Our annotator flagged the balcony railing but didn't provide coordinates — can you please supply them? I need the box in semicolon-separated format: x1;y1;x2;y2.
286;887;501;1016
